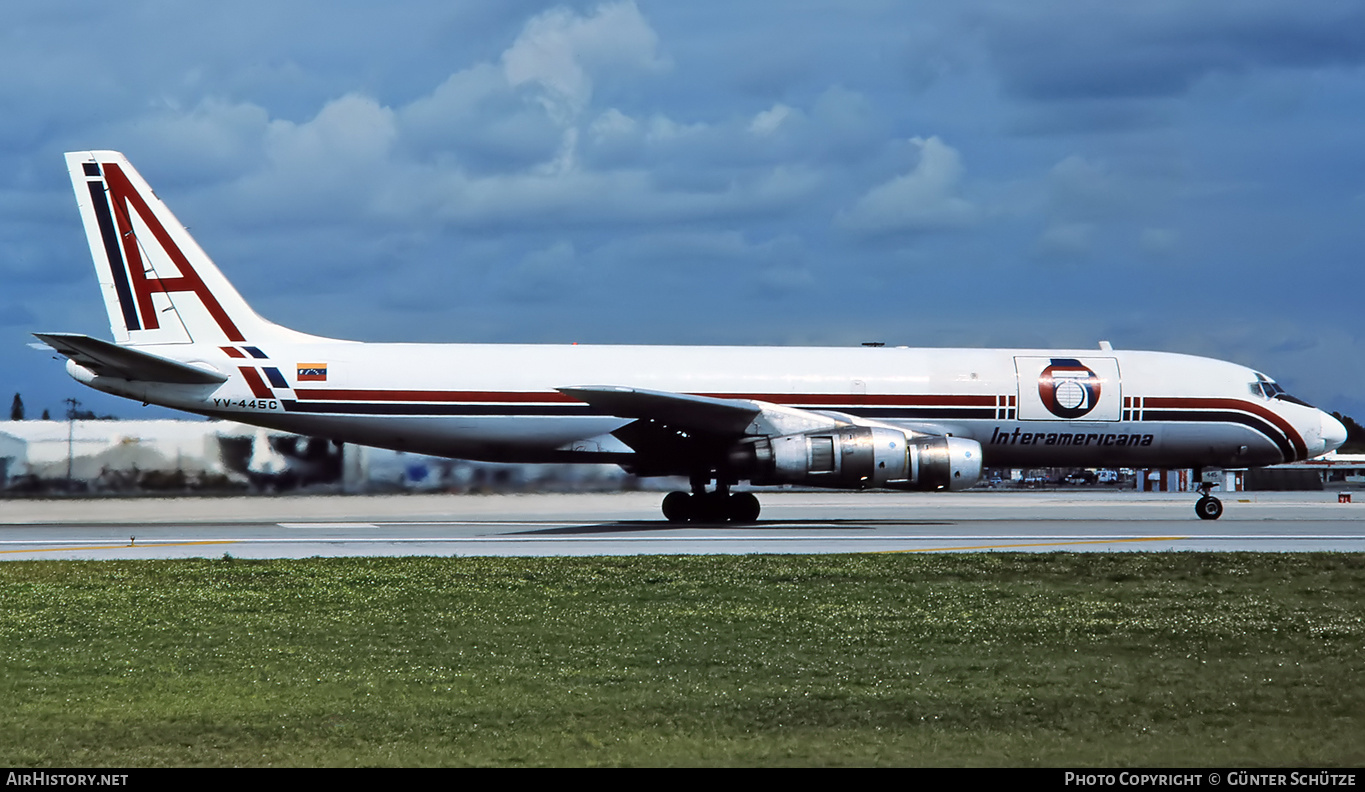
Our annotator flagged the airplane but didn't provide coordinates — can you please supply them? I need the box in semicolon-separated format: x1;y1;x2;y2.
36;151;1348;522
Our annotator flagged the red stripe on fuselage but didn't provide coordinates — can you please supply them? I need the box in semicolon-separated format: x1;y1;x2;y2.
701;393;996;406
293;389;578;402
238;367;273;399
289;389;998;406
1144;397;1307;458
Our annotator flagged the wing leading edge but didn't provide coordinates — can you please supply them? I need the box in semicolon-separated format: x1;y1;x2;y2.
556;385;863;439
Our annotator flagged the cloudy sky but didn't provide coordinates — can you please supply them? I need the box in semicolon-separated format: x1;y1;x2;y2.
3;0;1364;420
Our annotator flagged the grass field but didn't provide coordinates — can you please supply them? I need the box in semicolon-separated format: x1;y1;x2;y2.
1;553;1362;767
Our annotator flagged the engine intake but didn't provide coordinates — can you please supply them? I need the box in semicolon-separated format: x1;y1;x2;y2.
732;427;982;491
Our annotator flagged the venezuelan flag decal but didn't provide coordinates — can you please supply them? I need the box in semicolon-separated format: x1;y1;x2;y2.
297;363;328;382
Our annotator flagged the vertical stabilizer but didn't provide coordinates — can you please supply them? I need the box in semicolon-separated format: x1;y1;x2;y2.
65;151;327;346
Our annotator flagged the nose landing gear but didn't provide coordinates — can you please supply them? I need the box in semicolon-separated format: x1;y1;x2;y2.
1194;470;1223;520
1195;491;1224;520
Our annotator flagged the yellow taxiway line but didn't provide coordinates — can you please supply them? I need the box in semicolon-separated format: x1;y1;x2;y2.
0;540;239;555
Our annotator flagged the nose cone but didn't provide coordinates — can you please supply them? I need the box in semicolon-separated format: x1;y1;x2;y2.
1320;412;1348;455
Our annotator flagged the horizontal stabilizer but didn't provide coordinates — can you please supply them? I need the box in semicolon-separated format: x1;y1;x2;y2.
33;332;227;385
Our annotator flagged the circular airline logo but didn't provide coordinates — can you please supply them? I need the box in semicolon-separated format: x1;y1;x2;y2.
1038;358;1102;419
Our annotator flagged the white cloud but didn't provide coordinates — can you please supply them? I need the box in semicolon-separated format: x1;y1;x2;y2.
216;94;400;217
645;114;707;142
837;136;978;233
264;93;397;166
589;107;638;140
396;63;561;169
501;1;664;124
120;99;271;180
419;162;820;228
84;2;866;233
749;103;794;137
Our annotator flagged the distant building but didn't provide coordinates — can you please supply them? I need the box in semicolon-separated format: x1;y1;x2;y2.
0;420;240;481
0;429;25;486
0;419;638;494
1261;452;1365;489
0;419;322;491
1138;468;1246;492
1135;453;1365;493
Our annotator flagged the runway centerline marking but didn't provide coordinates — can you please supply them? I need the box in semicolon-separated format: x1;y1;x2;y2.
277;523;379;529
278;522;583;529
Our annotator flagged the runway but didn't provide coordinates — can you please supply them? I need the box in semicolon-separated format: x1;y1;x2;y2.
1;490;1363;560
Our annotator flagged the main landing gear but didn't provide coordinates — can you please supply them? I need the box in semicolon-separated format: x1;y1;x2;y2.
1194;469;1223;520
662;476;761;523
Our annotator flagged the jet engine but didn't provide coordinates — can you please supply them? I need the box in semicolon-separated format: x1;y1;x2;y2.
731;426;982;491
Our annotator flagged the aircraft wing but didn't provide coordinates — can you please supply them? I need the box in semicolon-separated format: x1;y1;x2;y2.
557;385;959;482
557;385;852;438
33;332;228;385
557;386;763;435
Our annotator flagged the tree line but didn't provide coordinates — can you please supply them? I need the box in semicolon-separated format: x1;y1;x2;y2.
9;394;115;421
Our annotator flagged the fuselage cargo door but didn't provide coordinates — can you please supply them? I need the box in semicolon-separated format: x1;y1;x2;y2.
1014;356;1121;422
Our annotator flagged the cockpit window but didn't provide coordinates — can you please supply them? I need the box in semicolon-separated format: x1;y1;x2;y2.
1277;392;1316;408
1251;373;1315;408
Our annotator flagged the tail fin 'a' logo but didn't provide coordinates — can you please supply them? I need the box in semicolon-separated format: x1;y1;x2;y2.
103;160;241;342
65;151;329;347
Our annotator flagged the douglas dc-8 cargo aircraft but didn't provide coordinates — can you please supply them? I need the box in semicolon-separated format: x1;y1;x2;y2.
37;151;1347;521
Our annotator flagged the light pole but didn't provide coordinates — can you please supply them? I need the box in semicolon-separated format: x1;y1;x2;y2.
64;397;80;486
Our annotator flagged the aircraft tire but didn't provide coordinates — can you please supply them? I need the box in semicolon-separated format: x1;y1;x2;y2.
730;492;761;523
698;492;730;523
663;490;761;523
662;491;692;522
1195;496;1224;521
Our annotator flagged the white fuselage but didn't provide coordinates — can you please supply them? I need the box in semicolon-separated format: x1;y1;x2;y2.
71;341;1334;472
